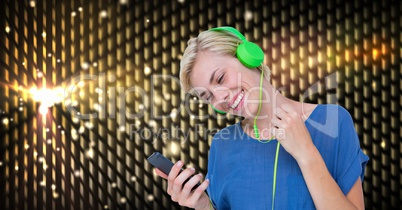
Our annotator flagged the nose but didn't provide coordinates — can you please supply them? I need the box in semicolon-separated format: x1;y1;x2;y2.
211;87;229;108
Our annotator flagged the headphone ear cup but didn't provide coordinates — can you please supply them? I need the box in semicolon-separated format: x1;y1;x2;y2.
211;105;227;114
236;41;264;68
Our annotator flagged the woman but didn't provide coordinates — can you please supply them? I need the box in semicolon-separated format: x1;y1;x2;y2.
155;26;369;210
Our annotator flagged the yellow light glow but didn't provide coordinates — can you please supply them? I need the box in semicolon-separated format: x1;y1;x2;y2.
30;87;64;108
39;104;48;115
2;118;9;125
373;49;379;60
5;26;10;33
345;50;350;62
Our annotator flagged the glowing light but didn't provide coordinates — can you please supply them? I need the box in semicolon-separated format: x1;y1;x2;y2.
170;141;180;156
81;62;89;70
42;32;46;37
119;125;125;132
78;7;83;12
37;71;43;78
100;10;108;18
119;0;128;5
39;104;48;115
71;129;79;140
47;53;52;57
345;50;350;62
373;49;379;60
5;26;10;33
51;184;56;190
0;161;3;166
30;87;64;109
104;205;109;209
29;1;36;7
40;180;46;187
38;156;44;163
89;141;96;147
178;0;185;3
119;197;127;204
47;139;52;144
111;182;117;188
53;192;59;199
25;144;30;149
57;59;61;63
2;118;9;125
85;148;94;159
56;147;60;151
146;19;150;23
15;166;19;171
170;109;178;118
130;176;137;182
74;169;81;177
78;126;85;134
93;62;98;67
85;122;94;130
381;141;386;148
71;11;77;17
164;94;171;100
147;195;154;202
144;66;151;75
244;10;253;21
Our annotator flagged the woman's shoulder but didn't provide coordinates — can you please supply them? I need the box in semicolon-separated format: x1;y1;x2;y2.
309;103;351;119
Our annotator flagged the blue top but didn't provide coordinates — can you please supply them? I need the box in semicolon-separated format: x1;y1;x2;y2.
206;104;369;210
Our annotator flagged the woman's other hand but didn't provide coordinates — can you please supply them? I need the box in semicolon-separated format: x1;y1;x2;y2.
155;160;211;210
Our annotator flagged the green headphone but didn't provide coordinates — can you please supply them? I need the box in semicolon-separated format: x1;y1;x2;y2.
209;26;264;114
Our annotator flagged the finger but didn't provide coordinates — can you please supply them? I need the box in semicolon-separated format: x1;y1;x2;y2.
271;118;285;128
171;168;196;197
181;173;203;195
167;161;183;194
155;168;168;179
275;107;289;122
187;179;210;204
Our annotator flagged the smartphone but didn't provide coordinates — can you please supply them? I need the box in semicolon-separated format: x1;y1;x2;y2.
147;152;201;190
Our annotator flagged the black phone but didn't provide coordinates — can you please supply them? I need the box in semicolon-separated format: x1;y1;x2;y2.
147;152;201;190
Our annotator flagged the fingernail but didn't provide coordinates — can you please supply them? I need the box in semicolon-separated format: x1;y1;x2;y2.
205;179;210;183
176;161;182;167
190;168;195;172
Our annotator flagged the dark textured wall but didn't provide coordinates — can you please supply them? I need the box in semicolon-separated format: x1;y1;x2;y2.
0;0;400;209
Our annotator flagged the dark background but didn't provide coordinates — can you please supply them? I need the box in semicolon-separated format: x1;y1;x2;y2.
0;0;400;209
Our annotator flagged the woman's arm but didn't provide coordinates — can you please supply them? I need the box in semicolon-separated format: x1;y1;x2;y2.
271;104;364;210
296;145;364;210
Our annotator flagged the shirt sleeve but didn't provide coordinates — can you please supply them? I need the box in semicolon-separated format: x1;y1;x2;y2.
335;107;369;195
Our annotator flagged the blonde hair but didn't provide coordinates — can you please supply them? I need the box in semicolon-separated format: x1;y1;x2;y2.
179;29;271;93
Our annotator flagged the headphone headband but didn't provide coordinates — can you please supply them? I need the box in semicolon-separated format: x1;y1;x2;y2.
209;26;264;69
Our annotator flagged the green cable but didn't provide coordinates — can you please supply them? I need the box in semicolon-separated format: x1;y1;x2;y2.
271;141;280;210
252;69;280;209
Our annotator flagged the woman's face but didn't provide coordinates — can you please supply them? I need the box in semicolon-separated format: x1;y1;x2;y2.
190;51;263;118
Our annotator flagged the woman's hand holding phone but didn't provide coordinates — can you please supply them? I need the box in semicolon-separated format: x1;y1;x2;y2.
154;160;211;210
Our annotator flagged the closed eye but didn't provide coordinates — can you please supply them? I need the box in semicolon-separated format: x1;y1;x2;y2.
217;73;224;84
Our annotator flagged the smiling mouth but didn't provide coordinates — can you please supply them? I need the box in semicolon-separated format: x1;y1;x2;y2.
231;90;244;109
